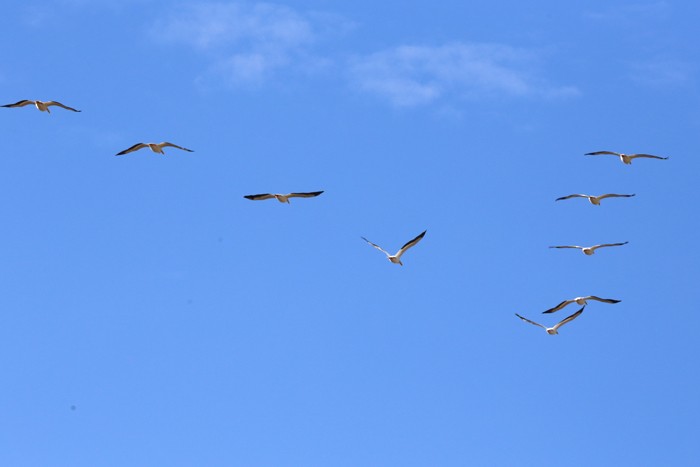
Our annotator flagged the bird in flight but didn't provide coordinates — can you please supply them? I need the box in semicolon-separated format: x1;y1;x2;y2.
549;241;628;256
116;142;193;156
361;230;426;266
555;193;635;205
515;306;585;335
244;191;324;203
585;151;668;165
2;99;80;113
543;296;620;314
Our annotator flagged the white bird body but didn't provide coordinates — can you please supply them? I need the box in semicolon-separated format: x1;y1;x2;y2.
516;306;585;335
2;99;81;113
116;142;193;156
362;230;426;266
244;191;324;203
549;242;628;255
555;193;635;205
543;296;621;314
585;151;668;165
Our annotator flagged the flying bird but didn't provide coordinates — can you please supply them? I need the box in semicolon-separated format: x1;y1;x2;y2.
361;230;426;266
2;99;80;113
116;142;193;156
555;193;635;205
244;191;324;203
543;296;620;314
549;242;628;256
585;151;668;165
515;306;585;335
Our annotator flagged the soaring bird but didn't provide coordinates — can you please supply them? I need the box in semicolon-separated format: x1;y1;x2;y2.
116;142;193;156
244;191;324;203
515;306;585;335
2;99;80;113
555;193;635;205
543;296;620;314
585;151;668;165
361;230;426;266
549;241;628;256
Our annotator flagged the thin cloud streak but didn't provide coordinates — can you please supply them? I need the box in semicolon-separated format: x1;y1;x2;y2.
349;43;579;107
154;2;321;84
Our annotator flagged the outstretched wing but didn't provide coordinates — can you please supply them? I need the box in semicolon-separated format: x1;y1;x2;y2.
287;191;324;199
552;306;585;331
542;299;574;314
591;241;628;250
585;151;620;156
46;101;80;112
555;194;588;202
1;100;34;108
549;245;582;250
160;142;193;152
587;296;621;304
116;143;148;156
361;237;390;257
629;154;668;160
244;193;276;201
515;313;546;330
395;230;427;258
597;193;635;200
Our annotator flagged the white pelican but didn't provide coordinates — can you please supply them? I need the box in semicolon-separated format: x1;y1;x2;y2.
115;142;193;156
244;191;324;203
585;151;668;165
549;241;628;255
361;230;426;266
555;193;635;205
2;99;80;113
543;296;620;314
515;306;585;335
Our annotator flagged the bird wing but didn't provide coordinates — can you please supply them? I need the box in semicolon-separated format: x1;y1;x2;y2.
542;299;574;314
515;313;546;330
585;151;620;156
591;241;628;250
552;306;585;330
597;193;635;200
395;230;427;258
160;142;193;152
286;191;324;198
1;99;34;108
244;193;276;201
555;194;588;201
587;296;621;304
549;245;582;249
46;101;80;112
115;143;148;156
629;154;668;160
361;237;391;257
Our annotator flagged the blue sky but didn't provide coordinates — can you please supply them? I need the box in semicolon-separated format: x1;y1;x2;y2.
2;1;699;465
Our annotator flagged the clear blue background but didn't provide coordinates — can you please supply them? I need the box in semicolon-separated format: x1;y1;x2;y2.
2;1;699;466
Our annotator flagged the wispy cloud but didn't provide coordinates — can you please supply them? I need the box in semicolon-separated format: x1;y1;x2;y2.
349;43;579;107
584;2;669;22
629;58;695;87
154;2;330;85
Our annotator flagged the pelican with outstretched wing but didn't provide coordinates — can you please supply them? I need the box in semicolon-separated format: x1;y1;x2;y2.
2;99;80;113
361;230;426;266
515;306;585;335
116;142;193;156
244;191;324;203
585;151;668;165
549;241;628;256
543;296;620;314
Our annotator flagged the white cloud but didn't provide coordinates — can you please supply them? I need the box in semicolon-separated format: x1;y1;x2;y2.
349;43;579;107
155;2;321;84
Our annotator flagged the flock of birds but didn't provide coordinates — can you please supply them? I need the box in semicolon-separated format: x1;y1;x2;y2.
2;98;670;336
515;149;669;335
